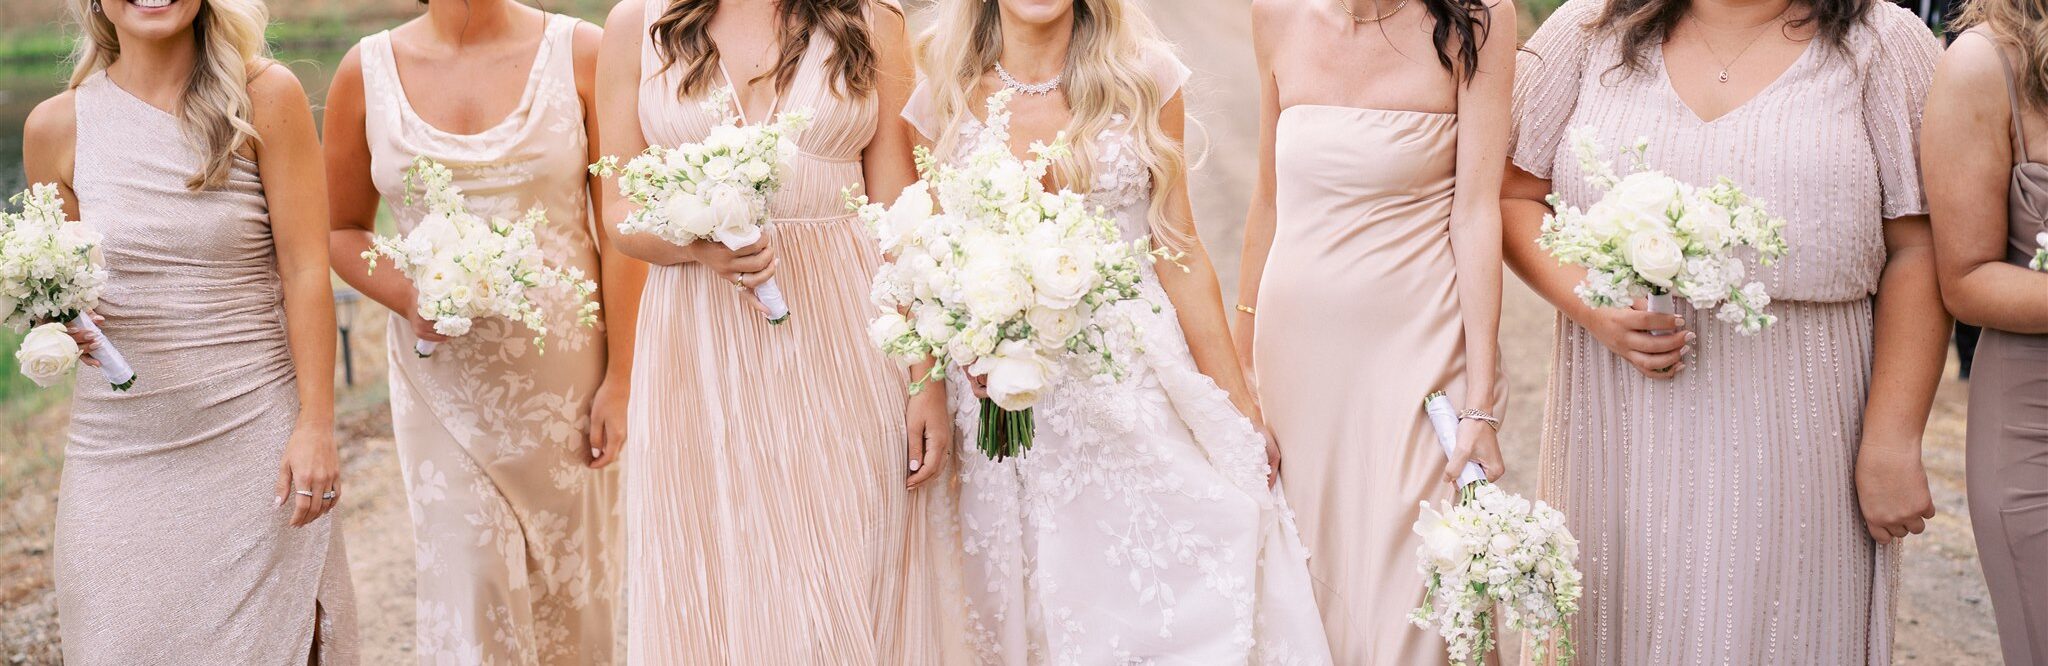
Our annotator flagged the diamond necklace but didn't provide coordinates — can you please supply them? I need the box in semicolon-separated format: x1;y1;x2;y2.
994;62;1062;96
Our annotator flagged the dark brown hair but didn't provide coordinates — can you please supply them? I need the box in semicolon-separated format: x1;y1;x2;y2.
1420;0;1495;83
650;0;895;100
1590;0;1873;75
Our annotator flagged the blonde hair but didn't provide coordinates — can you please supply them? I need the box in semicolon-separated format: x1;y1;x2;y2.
68;0;272;190
915;0;1192;249
1957;0;2048;114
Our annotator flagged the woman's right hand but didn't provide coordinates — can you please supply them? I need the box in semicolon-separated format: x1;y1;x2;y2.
1578;300;1693;379
406;297;451;345
685;237;780;315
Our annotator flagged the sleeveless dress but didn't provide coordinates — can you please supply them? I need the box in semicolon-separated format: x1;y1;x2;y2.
1961;28;2048;666
357;14;621;664
1254;104;1501;663
54;71;359;664
624;2;955;663
904;54;1333;665
1511;2;1939;663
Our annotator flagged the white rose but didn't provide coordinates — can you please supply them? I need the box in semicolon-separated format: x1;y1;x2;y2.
1612;173;1684;229
704;187;761;248
1677;199;1734;249
1028;246;1093;309
660;193;720;238
15;322;79;388
868;312;912;352
701;155;737;181
1623;228;1685;288
877;182;934;253
970;339;1051;411
1025;305;1082;347
738;158;774;184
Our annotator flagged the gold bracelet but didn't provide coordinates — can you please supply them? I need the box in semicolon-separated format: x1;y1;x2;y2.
1235;304;1257;315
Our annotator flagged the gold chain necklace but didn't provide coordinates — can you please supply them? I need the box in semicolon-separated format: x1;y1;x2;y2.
1335;0;1406;23
1691;9;1789;83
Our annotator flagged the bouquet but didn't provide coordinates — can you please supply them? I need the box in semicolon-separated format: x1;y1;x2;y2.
2031;231;2047;272
591;87;811;324
1;184;134;390
1538;129;1789;334
363;157;600;357
1411;391;1582;666
855;90;1160;461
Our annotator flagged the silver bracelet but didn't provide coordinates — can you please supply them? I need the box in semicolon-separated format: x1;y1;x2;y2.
1456;409;1501;431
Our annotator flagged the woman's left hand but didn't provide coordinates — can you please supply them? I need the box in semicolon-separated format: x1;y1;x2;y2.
906;384;953;490
587;376;629;469
274;424;340;527
1855;439;1935;544
1445;420;1506;484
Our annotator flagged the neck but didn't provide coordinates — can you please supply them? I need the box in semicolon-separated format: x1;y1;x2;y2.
997;12;1072;82
1686;0;1796;29
105;27;199;106
426;0;526;46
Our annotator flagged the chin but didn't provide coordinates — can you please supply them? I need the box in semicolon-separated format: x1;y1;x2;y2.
104;0;203;41
998;0;1077;26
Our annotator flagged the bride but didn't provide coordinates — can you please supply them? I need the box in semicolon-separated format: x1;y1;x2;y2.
904;0;1332;662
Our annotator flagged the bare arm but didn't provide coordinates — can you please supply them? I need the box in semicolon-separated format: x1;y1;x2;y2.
322;47;421;319
577;18;646;469
1854;214;1947;543
596;0;689;266
1449;0;1514;414
1231;1;1284;385
1925;36;2048;333
21;93;79;221
1154;92;1264;435
252;65;341;527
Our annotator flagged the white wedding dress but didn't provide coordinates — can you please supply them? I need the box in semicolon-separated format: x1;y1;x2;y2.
906;54;1335;666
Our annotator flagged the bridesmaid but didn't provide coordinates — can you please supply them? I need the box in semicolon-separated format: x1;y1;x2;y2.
592;0;954;662
24;0;357;661
1923;6;2048;664
324;0;631;661
1234;0;1515;660
1504;0;1947;662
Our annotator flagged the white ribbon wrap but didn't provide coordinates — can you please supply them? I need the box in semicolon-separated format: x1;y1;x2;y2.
1424;392;1486;488
415;339;440;357
1648;291;1676;336
68;315;135;390
723;233;790;324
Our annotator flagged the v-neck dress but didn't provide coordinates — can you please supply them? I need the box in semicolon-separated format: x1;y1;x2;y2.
1510;1;1940;663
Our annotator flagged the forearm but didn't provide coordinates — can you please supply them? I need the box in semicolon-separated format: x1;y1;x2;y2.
1502;197;1595;323
1450;207;1504;410
1946;262;2048;333
1862;245;1948;451
281;266;338;429
1231;205;1275;361
597;240;647;380
1161;244;1260;419
329;228;417;316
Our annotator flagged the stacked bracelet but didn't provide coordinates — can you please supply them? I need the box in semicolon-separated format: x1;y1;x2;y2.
1457;409;1502;431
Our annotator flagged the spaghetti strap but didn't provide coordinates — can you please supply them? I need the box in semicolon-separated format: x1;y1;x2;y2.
1970;29;2029;165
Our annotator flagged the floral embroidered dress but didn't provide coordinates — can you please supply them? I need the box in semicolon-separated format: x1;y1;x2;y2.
904;52;1333;665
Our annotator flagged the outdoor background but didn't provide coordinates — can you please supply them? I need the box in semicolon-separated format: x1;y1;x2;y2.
0;0;2002;662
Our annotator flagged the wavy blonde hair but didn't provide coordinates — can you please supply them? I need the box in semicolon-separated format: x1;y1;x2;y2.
1957;0;2048;114
915;0;1191;248
68;0;272;190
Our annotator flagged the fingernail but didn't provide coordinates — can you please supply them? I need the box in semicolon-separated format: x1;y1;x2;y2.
274;495;283;507
1675;317;1687;327
909;459;922;472
1685;332;1697;342
591;448;601;459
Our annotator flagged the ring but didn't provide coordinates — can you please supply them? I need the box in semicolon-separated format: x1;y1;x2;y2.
293;489;316;498
731;275;746;289
321;490;337;501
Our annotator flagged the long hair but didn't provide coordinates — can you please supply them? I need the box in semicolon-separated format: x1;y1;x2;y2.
1589;0;1873;76
68;0;272;191
650;0;893;100
1417;0;1495;83
915;0;1193;249
1956;0;2048;113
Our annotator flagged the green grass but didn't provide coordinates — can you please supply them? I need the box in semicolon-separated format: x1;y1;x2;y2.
0;327;41;407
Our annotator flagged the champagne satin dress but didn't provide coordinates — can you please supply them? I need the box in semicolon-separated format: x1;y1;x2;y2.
1254;104;1496;664
357;14;621;663
1962;29;2048;666
54;71;358;664
623;1;954;662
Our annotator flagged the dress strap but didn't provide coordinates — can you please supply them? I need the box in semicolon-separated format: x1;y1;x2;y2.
1970;29;2029;165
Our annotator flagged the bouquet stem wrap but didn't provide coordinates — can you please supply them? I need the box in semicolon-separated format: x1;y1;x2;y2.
977;397;1033;461
68;314;135;391
1647;291;1676;336
416;340;440;357
1424;391;1485;488
724;232;790;324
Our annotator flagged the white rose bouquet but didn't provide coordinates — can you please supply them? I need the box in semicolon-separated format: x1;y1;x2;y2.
2031;231;2047;272
0;183;134;390
591;86;811;324
1411;391;1583;666
854;91;1159;461
1538;129;1789;334
364;157;600;357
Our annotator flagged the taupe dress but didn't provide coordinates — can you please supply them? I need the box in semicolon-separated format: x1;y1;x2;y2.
1511;2;1939;663
1962;29;2048;666
54;71;359;664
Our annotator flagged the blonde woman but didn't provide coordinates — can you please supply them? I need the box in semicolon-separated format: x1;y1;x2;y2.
323;0;630;661
23;0;356;661
1924;1;2048;662
905;0;1330;661
593;0;956;662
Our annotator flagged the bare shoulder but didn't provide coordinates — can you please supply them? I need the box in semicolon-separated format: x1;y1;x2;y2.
571;17;604;69
23;90;78;152
1934;32;2010;95
1251;0;1299;30
868;0;908;40
330;44;367;92
604;0;648;33
248;61;310;107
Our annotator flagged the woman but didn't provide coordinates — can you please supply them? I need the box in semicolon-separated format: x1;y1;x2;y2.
1504;0;1946;661
905;0;1331;661
323;0;630;660
592;0;956;662
24;0;356;661
1923;4;2048;662
1234;0;1515;659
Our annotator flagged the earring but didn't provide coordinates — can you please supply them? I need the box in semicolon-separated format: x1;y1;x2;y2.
91;0;102;13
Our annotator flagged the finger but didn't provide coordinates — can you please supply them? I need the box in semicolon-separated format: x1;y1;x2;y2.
274;464;291;510
1906;517;1927;535
81;357;102;368
91;312;105;325
1886;524;1909;540
1442;448;1474;484
741;258;780;288
1921;504;1937;519
1868;523;1893;544
1619;309;1685;333
1624;329;1691;354
729;239;768;256
291;482;314;527
732;252;775;276
1628;351;1685;376
587;418;607;468
1480;450;1508;482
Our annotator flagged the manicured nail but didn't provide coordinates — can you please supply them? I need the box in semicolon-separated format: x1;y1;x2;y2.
274;495;283;507
1685;332;1697;342
909;459;922;472
591;448;601;460
1675;317;1686;327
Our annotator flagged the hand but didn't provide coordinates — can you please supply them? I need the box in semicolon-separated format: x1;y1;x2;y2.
1580;299;1692;379
274;424;341;527
686;237;780;316
1256;421;1282;488
64;311;105;368
1855;440;1935;544
905;384;953;490
1444;420;1506;484
407;301;451;345
967;372;990;400
587;375;629;470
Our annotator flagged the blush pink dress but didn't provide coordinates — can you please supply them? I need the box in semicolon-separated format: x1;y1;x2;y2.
622;1;955;663
1511;1;1939;663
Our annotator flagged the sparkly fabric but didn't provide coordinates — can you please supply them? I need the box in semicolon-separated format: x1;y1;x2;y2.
55;72;359;664
623;1;962;663
1511;2;1939;663
1962;28;2048;666
358;14;622;664
1254;105;1504;664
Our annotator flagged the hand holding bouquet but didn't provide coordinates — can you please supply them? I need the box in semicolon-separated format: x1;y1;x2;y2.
1;183;134;390
1411;392;1583;666
1538;129;1789;334
856;91;1160;461
364;157;599;357
2031;231;2047;272
591;86;811;324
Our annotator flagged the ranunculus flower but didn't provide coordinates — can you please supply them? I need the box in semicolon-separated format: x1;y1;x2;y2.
970;339;1051;411
1025;304;1081;347
1623;228;1684;288
15;322;79;388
